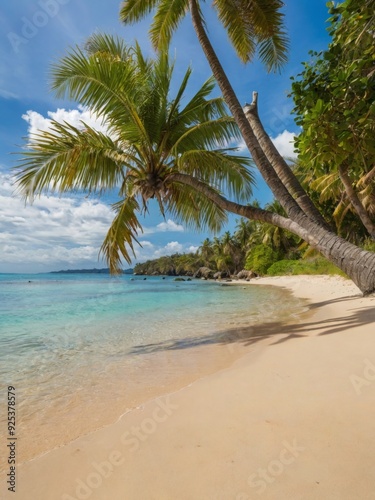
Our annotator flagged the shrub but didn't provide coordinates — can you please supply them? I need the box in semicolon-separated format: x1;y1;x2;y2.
245;245;280;275
267;258;347;277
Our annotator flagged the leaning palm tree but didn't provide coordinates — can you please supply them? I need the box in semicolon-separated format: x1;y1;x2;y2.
119;0;375;294
15;35;254;273
120;0;325;226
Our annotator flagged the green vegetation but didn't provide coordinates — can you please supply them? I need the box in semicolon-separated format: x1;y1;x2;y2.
244;245;280;275
15;37;252;274
15;1;375;292
134;253;199;276
291;0;375;240
267;258;346;277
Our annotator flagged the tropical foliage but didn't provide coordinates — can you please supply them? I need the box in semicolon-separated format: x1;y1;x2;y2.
120;0;375;294
14;1;375;293
133;208;350;277
15;35;253;273
120;0;289;71
291;0;375;239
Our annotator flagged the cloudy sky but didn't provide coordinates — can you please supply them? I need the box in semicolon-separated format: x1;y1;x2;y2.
0;0;331;273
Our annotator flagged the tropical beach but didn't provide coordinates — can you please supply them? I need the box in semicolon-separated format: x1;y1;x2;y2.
2;274;375;499
0;273;306;473
1;0;375;498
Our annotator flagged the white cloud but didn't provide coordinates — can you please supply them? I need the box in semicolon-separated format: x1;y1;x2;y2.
143;219;184;234
0;172;113;271
0;172;196;273
187;245;199;253
165;241;183;253
134;240;196;262
22;105;110;140
153;241;183;257
156;219;184;232
271;130;298;159
233;130;298;159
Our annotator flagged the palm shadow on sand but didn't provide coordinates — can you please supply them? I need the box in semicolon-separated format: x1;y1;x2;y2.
129;295;375;355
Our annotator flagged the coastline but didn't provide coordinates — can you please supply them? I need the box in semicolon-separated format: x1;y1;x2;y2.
3;275;375;499
0;278;304;475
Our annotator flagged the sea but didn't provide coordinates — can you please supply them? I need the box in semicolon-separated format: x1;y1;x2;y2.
0;272;307;470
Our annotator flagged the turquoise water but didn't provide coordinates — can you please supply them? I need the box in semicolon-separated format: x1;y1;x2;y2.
0;273;305;467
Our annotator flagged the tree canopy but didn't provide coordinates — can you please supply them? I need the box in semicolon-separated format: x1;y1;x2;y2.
15;35;253;272
291;0;375;238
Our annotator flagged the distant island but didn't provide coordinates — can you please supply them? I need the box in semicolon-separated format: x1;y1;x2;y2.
50;268;133;274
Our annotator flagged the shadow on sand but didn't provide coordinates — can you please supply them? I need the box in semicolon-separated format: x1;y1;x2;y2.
129;294;374;355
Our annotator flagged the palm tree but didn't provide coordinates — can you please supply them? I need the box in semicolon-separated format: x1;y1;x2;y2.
198;238;215;267
220;231;243;273
258;200;300;253
119;0;375;294
120;0;325;226
15;35;254;273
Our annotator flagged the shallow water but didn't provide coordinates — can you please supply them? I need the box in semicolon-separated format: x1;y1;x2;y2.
0;273;306;469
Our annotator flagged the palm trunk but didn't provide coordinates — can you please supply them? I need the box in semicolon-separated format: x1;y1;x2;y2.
188;0;304;222
338;163;375;240
188;0;375;294
243;92;330;229
189;0;327;228
170;173;375;294
358;165;375;187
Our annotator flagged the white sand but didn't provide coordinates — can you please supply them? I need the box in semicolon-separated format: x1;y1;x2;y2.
2;275;375;499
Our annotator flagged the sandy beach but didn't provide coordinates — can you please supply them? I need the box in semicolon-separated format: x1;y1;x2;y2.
2;274;375;499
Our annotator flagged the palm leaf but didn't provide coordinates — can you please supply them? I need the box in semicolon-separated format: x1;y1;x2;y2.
213;0;288;69
100;197;143;273
149;0;190;50
213;0;256;63
15;122;126;198
167;180;228;233
177;150;254;201
120;0;159;25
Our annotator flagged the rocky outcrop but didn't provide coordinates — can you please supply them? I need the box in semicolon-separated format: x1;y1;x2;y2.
236;270;258;280
213;271;230;279
193;267;215;279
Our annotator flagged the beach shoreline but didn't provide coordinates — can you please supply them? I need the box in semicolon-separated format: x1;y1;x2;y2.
2;274;375;499
0;278;304;475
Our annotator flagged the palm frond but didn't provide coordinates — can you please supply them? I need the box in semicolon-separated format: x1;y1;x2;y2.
213;0;256;63
50;39;150;145
333;198;350;228
213;0;288;69
172;117;241;153
100;197;143;273
15;121;126;199
119;0;159;25
84;33;132;60
257;32;289;72
251;0;289;71
149;0;190;50
177;150;254;201
311;173;342;203
167;181;228;233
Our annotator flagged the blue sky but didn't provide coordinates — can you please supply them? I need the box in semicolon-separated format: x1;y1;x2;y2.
0;0;331;273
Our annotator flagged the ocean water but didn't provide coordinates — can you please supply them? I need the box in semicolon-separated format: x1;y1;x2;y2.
0;273;306;469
